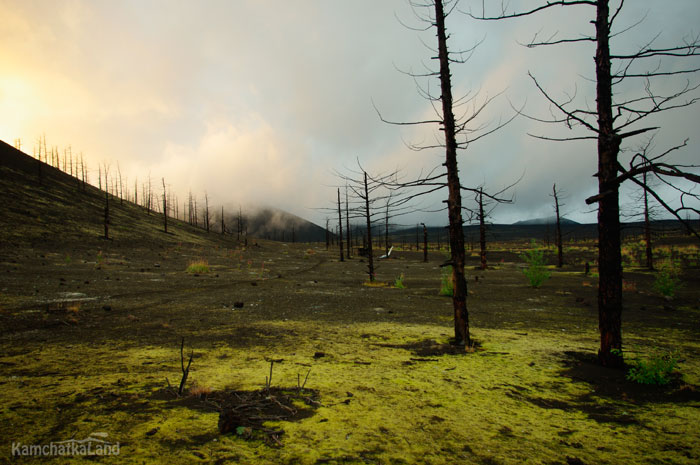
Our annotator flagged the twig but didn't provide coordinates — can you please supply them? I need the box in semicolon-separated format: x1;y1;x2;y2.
178;337;194;396
301;368;311;390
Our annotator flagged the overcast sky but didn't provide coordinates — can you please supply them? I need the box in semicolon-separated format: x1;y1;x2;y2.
2;0;699;227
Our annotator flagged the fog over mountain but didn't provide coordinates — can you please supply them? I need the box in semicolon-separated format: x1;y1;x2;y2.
2;1;698;227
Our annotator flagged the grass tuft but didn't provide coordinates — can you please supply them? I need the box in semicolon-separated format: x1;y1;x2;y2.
186;259;210;274
439;266;454;296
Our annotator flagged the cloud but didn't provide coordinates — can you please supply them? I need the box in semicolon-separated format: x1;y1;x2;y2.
1;0;698;228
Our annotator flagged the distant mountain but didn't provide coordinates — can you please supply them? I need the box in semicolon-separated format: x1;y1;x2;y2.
512;216;580;226
241;207;328;243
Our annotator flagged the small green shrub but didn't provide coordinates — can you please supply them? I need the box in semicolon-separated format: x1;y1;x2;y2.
439;266;453;297
521;246;551;288
626;351;679;385
186;260;210;274
653;262;682;298
394;273;405;289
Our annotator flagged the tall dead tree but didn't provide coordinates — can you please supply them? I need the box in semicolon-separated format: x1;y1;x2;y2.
463;183;517;270
331;164;414;282
471;0;700;365
162;178;168;233
422;223;428;263
552;184;564;268
622;138;664;270
104;190;110;240
384;190;393;256
237;206;243;241
377;0;515;346
337;188;344;262
204;192;210;233
345;185;352;258
117;162;124;205
221;206;226;235
363;173;374;279
478;189;486;269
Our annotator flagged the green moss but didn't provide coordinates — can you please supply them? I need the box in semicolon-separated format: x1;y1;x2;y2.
2;325;698;464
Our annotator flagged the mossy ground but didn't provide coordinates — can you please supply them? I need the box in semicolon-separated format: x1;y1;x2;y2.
1;235;699;464
1;150;699;464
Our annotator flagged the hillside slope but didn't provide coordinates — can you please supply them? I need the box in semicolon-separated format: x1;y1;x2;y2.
0;140;329;247
0;140;240;249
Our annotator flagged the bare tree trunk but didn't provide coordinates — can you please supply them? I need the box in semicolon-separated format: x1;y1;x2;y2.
205;192;210;233
221;206;226;235
642;170;654;270
325;218;330;250
117;162;124;205
553;184;563;268
479;188;487;270
595;0;623;367
345;186;351;258
162;178;168;233
385;193;391;256
337;188;344;262
422;223;428;263
435;0;470;347
104;190;110;240
364;172;374;281
237;206;242;241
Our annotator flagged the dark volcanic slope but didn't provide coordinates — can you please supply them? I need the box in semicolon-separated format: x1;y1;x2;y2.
0;140;328;246
0;139;238;248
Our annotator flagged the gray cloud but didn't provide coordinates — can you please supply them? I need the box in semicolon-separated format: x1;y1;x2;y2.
1;0;698;227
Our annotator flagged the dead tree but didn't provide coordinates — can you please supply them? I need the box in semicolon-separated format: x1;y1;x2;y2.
103;190;110;240
174;337;193;396
422;223;428;263
383;191;394;256
621;138;665;270
552;184;564;268
237;206;243;241
117;162;124;205
463;183;517;270
470;0;700;366
376;0;516;346
162;178;168;233
337;188;344;262
331;164;415;282
345;185;352;258
204;192;210;233
221;206;226;235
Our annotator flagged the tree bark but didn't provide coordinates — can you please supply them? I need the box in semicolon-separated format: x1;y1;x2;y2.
553;184;563;268
345;186;352;258
104;191;110;240
337;188;344;262
595;0;623;367
162;178;168;233
435;0;470;347
643;170;654;270
478;188;487;270
364;173;375;281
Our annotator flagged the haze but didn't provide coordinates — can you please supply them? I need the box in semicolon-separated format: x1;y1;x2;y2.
1;0;698;227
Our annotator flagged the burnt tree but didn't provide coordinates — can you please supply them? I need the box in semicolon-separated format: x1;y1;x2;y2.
377;0;516;346
337;188;345;262
552;184;564;268
471;0;700;366
162;178;168;233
